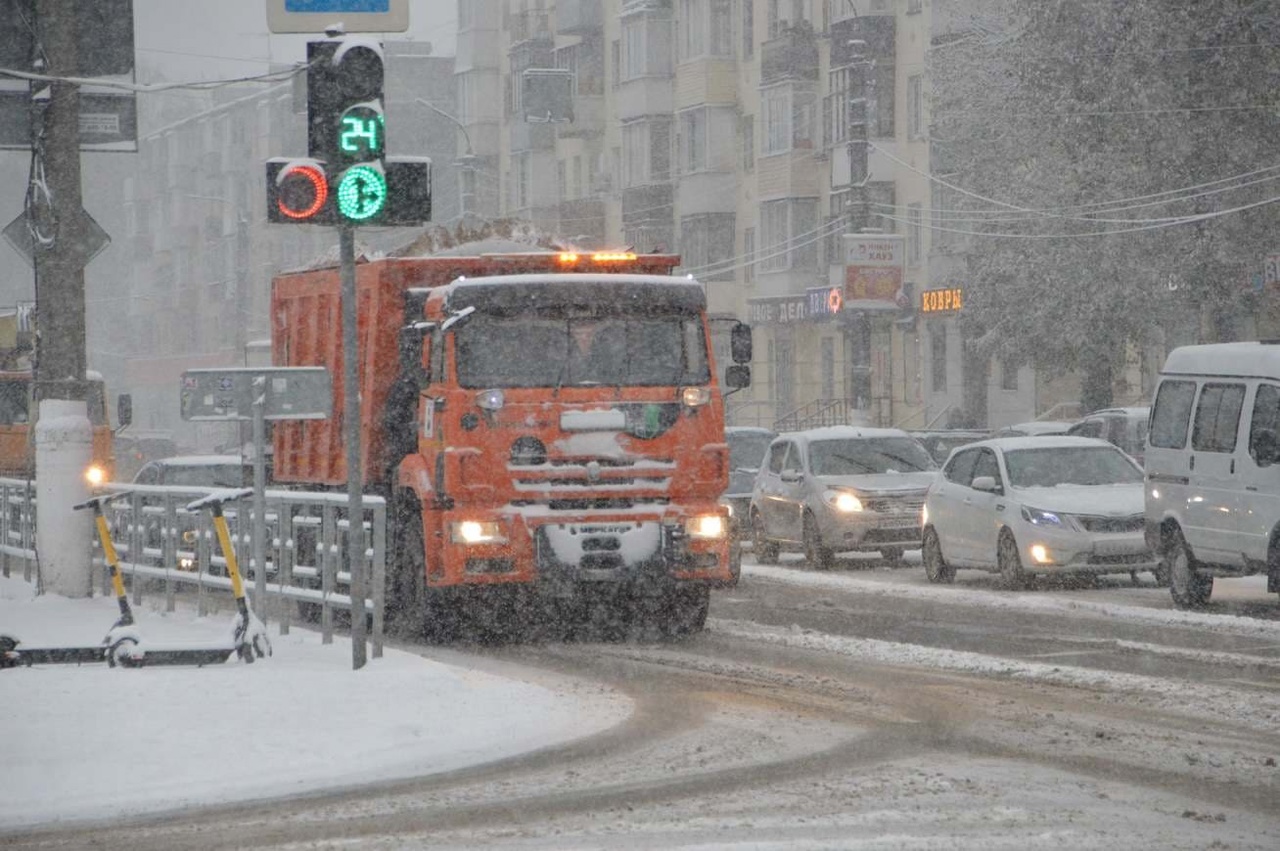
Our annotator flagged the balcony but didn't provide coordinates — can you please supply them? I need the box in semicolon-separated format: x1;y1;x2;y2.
556;0;603;35
616;76;673;121
509;120;556;153
761;23;819;86
508;9;552;46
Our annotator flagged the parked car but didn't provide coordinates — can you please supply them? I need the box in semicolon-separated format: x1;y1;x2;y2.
112;431;179;482
721;426;777;543
1067;406;1150;465
131;454;253;488
1145;343;1280;609
749;426;937;569
910;429;990;466
921;436;1158;588
993;421;1074;438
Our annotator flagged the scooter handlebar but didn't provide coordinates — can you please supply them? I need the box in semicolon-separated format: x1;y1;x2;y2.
185;487;255;513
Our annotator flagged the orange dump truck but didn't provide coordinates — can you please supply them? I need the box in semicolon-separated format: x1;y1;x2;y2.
271;248;752;638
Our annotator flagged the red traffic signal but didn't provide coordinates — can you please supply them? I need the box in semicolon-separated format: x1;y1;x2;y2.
266;159;334;224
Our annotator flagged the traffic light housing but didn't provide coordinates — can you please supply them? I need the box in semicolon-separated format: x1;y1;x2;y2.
267;37;429;227
307;37;385;165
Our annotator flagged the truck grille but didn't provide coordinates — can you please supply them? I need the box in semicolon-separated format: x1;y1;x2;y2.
1075;514;1144;534
509;456;676;508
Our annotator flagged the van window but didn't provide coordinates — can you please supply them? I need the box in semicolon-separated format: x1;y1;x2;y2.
1191;383;1246;453
1249;384;1280;464
1150;380;1197;449
767;441;789;474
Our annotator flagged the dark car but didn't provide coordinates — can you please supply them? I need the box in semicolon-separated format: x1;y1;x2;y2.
722;427;777;536
909;429;989;466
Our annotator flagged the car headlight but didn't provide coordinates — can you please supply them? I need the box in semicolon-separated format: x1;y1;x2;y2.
686;514;726;539
450;520;507;545
84;464;106;487
824;490;864;513
921;502;929;526
1021;506;1066;527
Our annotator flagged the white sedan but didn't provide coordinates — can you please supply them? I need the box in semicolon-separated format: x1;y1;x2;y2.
921;436;1161;587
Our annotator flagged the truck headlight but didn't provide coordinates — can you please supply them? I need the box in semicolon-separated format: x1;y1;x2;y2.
681;386;711;408
824;490;863;513
685;514;725;539
450;520;506;545
476;389;504;411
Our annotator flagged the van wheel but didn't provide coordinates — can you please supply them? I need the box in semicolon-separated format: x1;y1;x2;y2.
751;511;779;564
998;530;1028;590
803;512;834;570
922;527;954;584
1167;529;1212;609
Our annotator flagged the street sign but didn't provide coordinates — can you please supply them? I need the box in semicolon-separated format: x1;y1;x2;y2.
843;233;905;309
2;207;110;270
180;368;332;422
266;0;409;33
0;89;138;151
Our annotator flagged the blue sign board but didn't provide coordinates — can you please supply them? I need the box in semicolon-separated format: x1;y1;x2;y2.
285;1;389;11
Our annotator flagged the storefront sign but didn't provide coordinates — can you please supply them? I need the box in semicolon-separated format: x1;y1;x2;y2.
920;287;963;314
806;286;843;319
746;294;810;325
844;233;904;306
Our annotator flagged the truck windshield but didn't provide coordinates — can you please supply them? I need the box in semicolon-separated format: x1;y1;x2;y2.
454;314;711;388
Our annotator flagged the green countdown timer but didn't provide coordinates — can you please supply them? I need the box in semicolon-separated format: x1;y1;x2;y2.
339;108;383;160
336;165;387;221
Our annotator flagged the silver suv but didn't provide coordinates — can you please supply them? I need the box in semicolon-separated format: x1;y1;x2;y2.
749;427;938;569
1067;407;1150;465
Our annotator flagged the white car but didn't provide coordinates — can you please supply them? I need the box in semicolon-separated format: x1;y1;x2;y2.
922;436;1160;587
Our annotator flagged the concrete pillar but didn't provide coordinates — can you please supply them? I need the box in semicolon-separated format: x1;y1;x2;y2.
35;399;93;596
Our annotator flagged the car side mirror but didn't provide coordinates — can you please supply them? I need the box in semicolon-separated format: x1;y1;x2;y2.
971;475;999;493
780;468;803;483
730;322;753;364
724;364;750;390
116;394;133;430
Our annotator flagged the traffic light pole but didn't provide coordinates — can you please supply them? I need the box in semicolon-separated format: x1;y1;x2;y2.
340;224;367;669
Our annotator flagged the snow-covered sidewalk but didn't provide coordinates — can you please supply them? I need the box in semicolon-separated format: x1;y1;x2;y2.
0;575;631;831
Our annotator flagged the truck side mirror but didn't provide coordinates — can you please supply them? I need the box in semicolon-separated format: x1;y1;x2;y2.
724;364;750;390
731;322;752;364
116;394;132;430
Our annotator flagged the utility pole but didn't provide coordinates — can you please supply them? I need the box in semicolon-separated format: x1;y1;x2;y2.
844;39;873;419
31;0;95;597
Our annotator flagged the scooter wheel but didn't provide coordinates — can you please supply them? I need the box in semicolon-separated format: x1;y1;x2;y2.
107;637;138;668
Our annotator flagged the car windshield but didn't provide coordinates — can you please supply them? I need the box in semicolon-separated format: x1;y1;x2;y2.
1003;446;1143;488
454;314;710;388
808;438;937;475
166;465;246;488
727;433;773;470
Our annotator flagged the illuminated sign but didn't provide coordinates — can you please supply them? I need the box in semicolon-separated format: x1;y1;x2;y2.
338;108;384;160
920;287;964;314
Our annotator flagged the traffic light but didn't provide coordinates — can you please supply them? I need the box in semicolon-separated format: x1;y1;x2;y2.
307;37;385;166
266;158;334;224
266;37;429;227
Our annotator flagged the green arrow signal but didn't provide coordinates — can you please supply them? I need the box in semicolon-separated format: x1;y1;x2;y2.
336;165;387;221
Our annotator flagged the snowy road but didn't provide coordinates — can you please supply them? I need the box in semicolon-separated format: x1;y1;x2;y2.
7;554;1279;849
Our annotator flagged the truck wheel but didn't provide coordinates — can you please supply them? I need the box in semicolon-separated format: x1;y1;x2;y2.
661;585;709;638
1167;528;1212;609
922;527;954;584
998;530;1028;590
751;511;779;564
803;513;834;570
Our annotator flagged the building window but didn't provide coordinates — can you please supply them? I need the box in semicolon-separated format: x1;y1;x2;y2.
908;0;923;14
680;213;736;281
679;108;707;174
557;160;567;202
679;0;706;61
931;324;947;393
621;14;674;81
821;337;835;399
710;0;733;56
761;84;816;155
907;73;923;139
743;0;754;57
907;202;922;266
1001;359;1019;391
741;114;755;171
743;226;755;283
622;118;673;187
760;198;819;272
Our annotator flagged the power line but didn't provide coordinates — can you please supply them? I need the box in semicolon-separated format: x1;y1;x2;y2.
0;63;306;93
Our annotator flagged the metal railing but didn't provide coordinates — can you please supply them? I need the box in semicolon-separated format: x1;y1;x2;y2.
774;397;856;432
0;478;386;656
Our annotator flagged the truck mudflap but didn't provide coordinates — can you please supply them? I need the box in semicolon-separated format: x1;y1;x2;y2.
532;519;727;598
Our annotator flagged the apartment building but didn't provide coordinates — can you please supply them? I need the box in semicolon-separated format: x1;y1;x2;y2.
459;0;943;431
